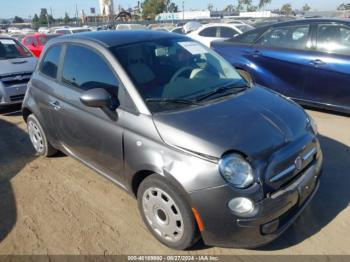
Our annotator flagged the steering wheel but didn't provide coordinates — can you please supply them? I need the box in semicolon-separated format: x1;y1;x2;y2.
169;67;194;83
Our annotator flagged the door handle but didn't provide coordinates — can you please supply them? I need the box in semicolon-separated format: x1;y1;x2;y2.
49;101;61;111
310;59;326;67
251;50;261;58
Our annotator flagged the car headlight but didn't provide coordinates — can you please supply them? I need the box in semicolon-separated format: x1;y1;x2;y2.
219;153;254;188
307;114;318;135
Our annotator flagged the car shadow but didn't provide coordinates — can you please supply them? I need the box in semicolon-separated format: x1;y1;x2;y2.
258;134;350;251
0;116;36;243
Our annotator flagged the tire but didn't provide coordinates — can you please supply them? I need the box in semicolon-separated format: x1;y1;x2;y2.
237;69;253;86
27;114;57;157
137;175;200;250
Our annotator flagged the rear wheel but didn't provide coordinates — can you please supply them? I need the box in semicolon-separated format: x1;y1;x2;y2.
137;175;199;250
27;114;57;157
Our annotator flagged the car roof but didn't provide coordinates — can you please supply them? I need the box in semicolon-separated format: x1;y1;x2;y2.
51;30;187;48
268;18;350;28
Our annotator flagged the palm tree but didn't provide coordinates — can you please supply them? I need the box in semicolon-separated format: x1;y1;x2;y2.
258;0;271;10
281;3;292;15
302;4;311;12
239;0;252;11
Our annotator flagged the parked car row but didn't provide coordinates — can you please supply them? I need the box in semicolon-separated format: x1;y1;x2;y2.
212;18;350;114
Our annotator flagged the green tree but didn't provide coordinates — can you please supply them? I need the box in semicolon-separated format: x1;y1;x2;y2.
238;0;252;11
337;3;350;10
302;4;311;12
208;3;214;11
13;16;24;23
258;0;271;9
39;8;54;25
168;2;178;13
64;12;70;24
281;3;292;15
223;4;235;12
141;0;166;19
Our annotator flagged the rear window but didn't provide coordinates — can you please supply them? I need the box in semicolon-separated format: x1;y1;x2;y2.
38;35;59;45
0;39;32;59
71;29;91;34
40;45;62;79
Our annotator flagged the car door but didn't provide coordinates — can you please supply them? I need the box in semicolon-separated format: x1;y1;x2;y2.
249;24;313;99
302;23;350;111
53;44;125;182
24;36;40;57
31;44;64;144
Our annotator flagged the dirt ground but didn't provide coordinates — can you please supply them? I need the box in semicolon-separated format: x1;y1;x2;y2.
0;105;349;255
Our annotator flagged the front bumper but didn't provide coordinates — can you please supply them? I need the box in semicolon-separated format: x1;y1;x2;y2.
0;84;27;105
190;154;322;248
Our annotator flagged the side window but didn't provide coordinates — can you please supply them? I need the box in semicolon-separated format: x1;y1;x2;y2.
62;45;119;97
228;29;264;44
257;25;310;50
24;37;33;45
220;27;238;38
317;24;350;55
199;27;217;37
40;45;62;79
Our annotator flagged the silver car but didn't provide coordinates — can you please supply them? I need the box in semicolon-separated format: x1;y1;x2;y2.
0;36;37;106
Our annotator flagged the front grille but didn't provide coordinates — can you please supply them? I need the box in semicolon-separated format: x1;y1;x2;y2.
10;94;25;102
0;72;32;87
265;137;318;191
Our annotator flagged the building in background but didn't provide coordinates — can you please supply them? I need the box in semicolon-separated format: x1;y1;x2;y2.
99;0;114;16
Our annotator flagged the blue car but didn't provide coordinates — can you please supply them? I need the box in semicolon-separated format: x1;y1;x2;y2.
211;19;350;114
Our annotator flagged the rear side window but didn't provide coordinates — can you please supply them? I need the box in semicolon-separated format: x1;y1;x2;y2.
62;45;118;96
316;24;350;56
219;27;238;38
227;28;264;44
40;45;62;79
199;27;217;37
257;25;310;50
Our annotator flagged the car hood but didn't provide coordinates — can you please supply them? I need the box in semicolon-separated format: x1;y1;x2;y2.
153;86;309;159
0;56;37;75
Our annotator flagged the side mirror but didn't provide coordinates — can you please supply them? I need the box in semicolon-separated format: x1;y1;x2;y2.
80;88;112;108
80;88;119;121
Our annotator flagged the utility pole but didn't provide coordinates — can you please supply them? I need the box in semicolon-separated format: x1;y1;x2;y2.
182;1;185;20
75;3;78;25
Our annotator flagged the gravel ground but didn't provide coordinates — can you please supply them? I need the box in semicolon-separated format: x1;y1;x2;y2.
0;105;349;255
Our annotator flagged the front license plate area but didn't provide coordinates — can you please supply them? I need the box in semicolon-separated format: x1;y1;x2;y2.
297;170;317;206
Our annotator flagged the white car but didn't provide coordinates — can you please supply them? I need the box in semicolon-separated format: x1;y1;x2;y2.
54;27;91;35
115;24;146;30
187;23;254;47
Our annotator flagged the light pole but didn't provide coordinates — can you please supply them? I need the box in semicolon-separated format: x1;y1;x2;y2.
182;1;184;20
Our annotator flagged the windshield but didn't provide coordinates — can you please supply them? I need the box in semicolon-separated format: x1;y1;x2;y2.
0;39;32;59
112;38;245;112
38;35;59;45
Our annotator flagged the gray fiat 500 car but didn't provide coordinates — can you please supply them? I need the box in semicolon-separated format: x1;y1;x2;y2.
0;36;37;106
22;31;322;249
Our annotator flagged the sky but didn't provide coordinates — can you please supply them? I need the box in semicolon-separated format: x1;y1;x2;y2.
0;0;346;19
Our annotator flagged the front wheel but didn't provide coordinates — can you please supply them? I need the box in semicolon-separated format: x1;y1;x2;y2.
137;175;200;250
27;114;57;157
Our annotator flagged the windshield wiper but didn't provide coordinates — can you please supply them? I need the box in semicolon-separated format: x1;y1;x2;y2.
145;97;201;105
196;82;248;102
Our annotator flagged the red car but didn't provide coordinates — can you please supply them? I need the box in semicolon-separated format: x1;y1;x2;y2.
22;33;60;57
